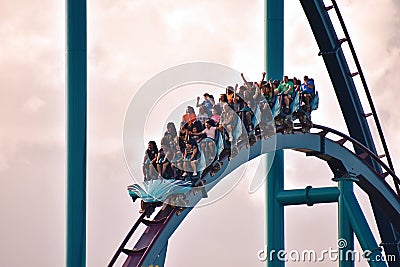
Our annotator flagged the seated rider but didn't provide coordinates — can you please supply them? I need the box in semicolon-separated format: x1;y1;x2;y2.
182;106;197;125
156;137;174;179
196;93;214;116
264;81;276;109
275;75;294;114
240;73;259;111
170;146;183;179
182;139;201;177
220;103;238;142
216;93;228;111
300;75;315;112
164;122;178;148
197;105;209;125
188;126;204;143
178;122;189;153
238;102;254;132
258;81;276;125
186;119;204;133
191;119;221;162
232;94;244;113
211;107;221;125
142;141;158;181
226;86;235;107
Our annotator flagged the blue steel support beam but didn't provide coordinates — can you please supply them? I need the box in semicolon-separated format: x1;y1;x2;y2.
266;153;284;267
298;0;400;263
124;131;400;266
265;0;284;81
343;191;386;267
298;0;378;159
338;179;354;267
330;0;395;175
66;0;87;267
266;1;284;267
152;243;168;267
276;186;339;206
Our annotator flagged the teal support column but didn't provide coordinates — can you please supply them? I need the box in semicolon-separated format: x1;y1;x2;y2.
266;1;284;267
66;0;87;267
343;192;385;266
266;152;284;266
338;179;354;267
265;0;284;80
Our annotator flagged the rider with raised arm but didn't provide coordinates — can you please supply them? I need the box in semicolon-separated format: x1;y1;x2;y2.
253;72;267;102
196;93;213;116
240;73;257;111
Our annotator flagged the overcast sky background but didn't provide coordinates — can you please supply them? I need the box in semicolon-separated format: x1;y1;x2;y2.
1;0;399;266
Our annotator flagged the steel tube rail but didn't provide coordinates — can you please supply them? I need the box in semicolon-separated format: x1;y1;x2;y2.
330;0;395;175
108;212;147;267
343;190;386;267
311;124;400;196
276;186;340;206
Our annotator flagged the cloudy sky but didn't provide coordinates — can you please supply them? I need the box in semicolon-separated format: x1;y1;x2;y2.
1;0;399;266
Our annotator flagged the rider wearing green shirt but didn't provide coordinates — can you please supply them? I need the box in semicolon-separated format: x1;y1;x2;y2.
275;76;294;114
277;76;294;95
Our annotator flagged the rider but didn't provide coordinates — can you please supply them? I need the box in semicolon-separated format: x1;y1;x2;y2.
142;141;158;181
300;75;315;112
156;137;174;179
196;93;213;116
275;76;294;115
182;139;201;177
191;119;220;162
182;106;197;125
220;103;238;142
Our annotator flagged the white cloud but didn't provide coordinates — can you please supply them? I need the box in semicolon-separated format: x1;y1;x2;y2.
0;152;10;173
23;96;46;111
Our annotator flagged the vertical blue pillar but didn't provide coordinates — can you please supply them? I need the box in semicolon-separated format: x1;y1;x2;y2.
265;0;284;80
265;1;284;266
343;191;386;267
66;0;87;267
266;152;285;266
338;179;354;267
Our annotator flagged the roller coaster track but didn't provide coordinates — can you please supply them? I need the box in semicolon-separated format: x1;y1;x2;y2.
110;125;400;267
110;0;400;266
300;0;400;262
